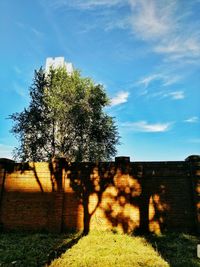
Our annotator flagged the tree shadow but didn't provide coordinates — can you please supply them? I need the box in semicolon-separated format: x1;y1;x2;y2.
48;158;67;192
0;159;15;230
0;159;74;233
100;161;171;234
68;162;115;235
62;159;181;235
66;159;171;235
9;161;44;192
46;231;83;265
101;162;141;233
1;158;196;236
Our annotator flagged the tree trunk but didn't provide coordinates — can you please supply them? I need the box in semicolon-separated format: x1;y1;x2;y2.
83;196;91;235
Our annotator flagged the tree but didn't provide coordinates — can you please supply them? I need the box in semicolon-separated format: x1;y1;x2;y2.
10;66;120;162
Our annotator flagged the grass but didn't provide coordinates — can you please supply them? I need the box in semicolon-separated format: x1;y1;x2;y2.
147;232;200;267
0;230;199;267
0;231;78;267
49;230;169;267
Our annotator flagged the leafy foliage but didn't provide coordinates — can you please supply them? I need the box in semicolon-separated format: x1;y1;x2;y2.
10;67;120;162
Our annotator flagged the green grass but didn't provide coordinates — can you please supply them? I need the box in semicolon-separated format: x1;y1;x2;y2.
147;232;200;267
49;230;169;267
0;231;78;267
0;231;199;267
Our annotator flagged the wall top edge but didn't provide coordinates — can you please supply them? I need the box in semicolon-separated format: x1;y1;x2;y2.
1;154;199;165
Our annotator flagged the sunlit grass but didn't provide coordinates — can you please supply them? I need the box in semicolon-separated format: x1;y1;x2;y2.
49;230;169;267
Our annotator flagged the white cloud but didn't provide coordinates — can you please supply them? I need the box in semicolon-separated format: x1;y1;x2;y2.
13;82;27;98
79;0;124;8
122;121;172;132
31;27;43;37
137;73;182;99
184;116;199;123
51;0;125;9
128;0;175;40
136;71;185;100
137;74;161;88
148;90;185;101
125;1;200;62
48;0;200;63
110;91;129;106
130;1;200;62
137;73;181;89
155;36;200;60
162;75;181;86
166;91;185;100
0;144;14;159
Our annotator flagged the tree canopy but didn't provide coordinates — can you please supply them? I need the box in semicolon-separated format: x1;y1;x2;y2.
10;67;120;162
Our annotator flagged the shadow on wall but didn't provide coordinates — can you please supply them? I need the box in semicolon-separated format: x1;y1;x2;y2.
0;156;198;235
67;157;173;235
68;161;116;234
99;162;166;234
0;159;80;232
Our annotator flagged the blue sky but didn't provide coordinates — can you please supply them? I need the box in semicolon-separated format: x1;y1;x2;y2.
0;0;200;161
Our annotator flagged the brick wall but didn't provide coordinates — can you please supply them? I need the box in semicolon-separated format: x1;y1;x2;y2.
0;156;199;234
